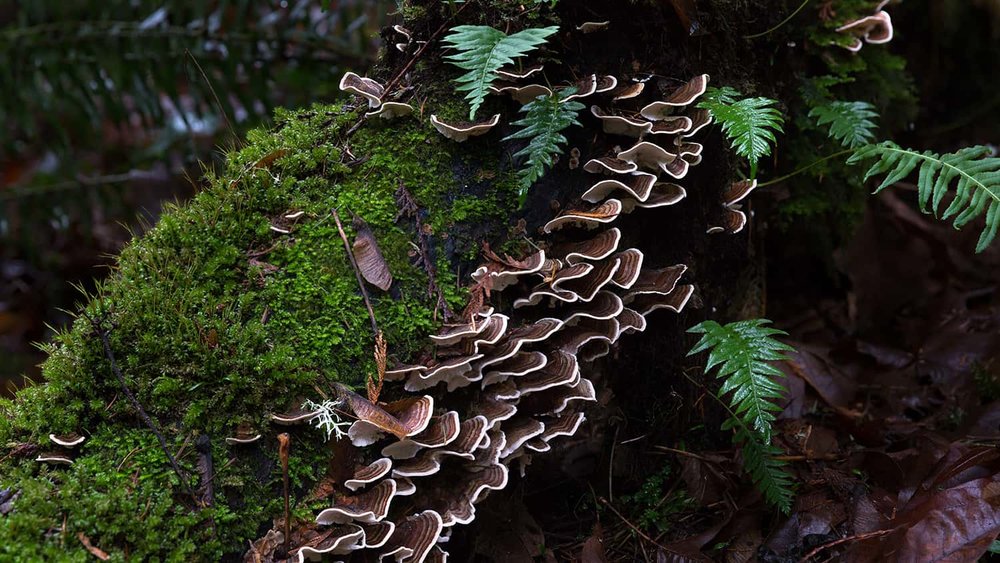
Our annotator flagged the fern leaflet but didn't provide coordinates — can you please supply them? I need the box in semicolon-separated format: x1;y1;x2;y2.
697;87;784;178
442;25;558;119
849;141;1000;252
688;318;795;511
503;89;584;204
809;101;879;148
734;426;795;512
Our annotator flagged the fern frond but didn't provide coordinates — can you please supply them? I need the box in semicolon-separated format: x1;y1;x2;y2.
503;89;584;203
849;141;1000;252
809;101;879;148
697;88;784;178
688;318;795;512
442;25;558;119
688;319;792;439
734;426;795;513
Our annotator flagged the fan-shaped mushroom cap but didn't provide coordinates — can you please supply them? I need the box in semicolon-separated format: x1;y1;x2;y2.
539;412;587;443
563;75;598;101
382;510;444;563
563;291;625;323
439;463;509;526
430;316;494;346
345;458;393;491
837;10;893;45
395;477;417;496
225;424;261;446
582;157;638;175
682;109;712;138
631;284;696;316
708;206;749;234
626;265;688;297
590;105;653;137
507;318;565;346
582;171;657;203
553;257;621;302
526;377;597;416
617;142;689;178
490;83;552;104
612;82;645;101
271;406;320;425
648;117;694;135
620;182;687;211
618;307;648;335
339;72;384;108
500;418;547;458
381;412;461;459
595;75;618;93
361;521;396;548
543;199;624;232
495;64;543;81
609;249;645;289
471;250;546;292
295;525;366;561
558;228;622;264
316;479;398;525
638;75;709;120
36;452;73;465
392;453;442;478
576;21;610;33
365;102;414;120
430;114;500;142
721;179;758;206
49;433;85;447
481;350;548;388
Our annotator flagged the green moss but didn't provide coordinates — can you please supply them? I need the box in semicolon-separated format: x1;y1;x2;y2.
0;101;519;558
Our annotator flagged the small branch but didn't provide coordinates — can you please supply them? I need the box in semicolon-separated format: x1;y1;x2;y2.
332;208;379;335
598;497;684;557
744;0;812;39
278;433;292;556
798;528;896;562
87;314;195;500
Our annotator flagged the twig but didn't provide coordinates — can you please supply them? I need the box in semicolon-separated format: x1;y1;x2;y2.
278;433;292;555
597;497;683;557
87;314;195;500
332;208;379;335
797;528;896;562
186;50;236;142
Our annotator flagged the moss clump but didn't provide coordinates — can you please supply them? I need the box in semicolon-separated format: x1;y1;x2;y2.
0;101;519;558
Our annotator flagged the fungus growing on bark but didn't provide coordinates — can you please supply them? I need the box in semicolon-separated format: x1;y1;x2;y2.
638;74;710;120
49;433;85;447
352;215;393;291
35;453;74;465
612;82;645;101
836;10;893;52
576;21;610;33
709;179;758;234
365;102;414;120
255;69;708;562
430;114;501;142
590;105;653;137
225;424;262;446
490;83;552;104
338;72;384;108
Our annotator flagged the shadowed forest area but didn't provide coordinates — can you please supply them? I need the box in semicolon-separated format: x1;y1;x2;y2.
3;1;1000;561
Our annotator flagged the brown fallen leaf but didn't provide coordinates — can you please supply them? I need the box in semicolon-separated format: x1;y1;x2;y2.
351;214;393;291
580;522;608;563
77;532;110;561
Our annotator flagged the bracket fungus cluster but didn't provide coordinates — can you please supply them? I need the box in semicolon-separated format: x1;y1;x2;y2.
708;179;758;235
245;72;720;563
35;433;86;465
339;72;414;121
835;1;894;53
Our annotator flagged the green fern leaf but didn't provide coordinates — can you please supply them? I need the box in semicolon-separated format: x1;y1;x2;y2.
809;101;879;148
688;319;793;440
849;141;1000;252
442;25;558;119
503;89;585;204
697;88;784;178
688;318;795;511
735;426;795;513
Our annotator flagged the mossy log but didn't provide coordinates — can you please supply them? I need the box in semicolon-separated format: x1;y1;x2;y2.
0;1;822;559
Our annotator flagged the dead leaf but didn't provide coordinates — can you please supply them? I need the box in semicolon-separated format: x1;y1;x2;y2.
580;522;608;563
77;532;110;561
351;215;393;291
